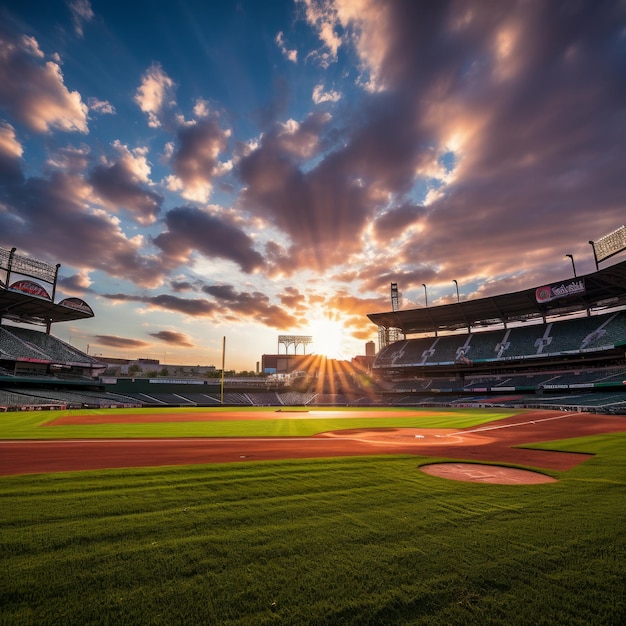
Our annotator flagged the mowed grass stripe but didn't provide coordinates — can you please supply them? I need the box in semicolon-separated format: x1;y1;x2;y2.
0;406;520;440
1;434;625;626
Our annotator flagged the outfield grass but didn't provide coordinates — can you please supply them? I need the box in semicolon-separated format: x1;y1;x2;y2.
1;409;624;625
0;406;518;440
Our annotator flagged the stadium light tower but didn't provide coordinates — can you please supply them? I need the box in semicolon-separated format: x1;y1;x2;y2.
422;283;428;307
565;254;577;277
453;279;460;303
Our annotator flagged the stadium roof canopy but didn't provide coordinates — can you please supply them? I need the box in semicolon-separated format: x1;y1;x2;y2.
0;288;94;326
367;259;626;335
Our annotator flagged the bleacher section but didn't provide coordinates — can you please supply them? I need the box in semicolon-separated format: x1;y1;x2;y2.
0;327;50;361
14;388;139;408
7;327;100;365
374;310;626;370
1;326;99;365
0;389;63;408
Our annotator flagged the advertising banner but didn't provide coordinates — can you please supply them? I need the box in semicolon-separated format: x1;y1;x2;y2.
9;280;51;300
536;278;585;304
59;297;94;315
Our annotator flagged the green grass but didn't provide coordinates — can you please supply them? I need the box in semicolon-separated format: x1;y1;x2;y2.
0;406;518;440
1;408;625;625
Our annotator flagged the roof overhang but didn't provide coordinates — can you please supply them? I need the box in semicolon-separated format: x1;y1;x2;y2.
367;259;626;335
0;288;94;325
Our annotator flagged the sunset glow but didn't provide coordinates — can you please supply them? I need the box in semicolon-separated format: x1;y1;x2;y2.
307;314;351;361
0;1;623;370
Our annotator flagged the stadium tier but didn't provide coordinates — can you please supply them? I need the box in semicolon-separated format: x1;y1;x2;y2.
372;310;626;369
366;261;626;413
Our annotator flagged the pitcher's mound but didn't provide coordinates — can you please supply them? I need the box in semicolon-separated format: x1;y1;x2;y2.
420;462;557;484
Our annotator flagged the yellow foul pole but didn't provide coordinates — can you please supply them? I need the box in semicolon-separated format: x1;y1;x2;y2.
220;336;226;404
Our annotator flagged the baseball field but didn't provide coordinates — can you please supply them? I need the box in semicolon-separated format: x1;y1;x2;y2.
1;406;624;625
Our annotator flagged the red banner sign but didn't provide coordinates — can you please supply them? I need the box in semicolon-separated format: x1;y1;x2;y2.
9;280;51;300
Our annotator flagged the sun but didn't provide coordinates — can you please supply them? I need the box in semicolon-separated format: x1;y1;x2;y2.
307;314;349;360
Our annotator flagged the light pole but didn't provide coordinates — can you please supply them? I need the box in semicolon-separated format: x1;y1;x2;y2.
453;279;460;303
565;254;577;277
422;283;428;307
588;240;599;271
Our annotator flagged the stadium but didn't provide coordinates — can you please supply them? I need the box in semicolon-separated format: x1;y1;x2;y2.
2;228;626;413
1;234;625;625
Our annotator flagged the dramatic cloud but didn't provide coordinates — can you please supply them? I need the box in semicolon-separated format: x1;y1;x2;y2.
372;204;426;242
238;98;422;271
202;284;299;328
1;0;624;366
154;206;264;274
164;118;231;203
89;142;162;225
0;171;166;287
104;286;298;330
0;30;89;133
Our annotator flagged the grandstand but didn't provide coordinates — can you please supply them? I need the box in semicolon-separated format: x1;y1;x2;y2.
0;247;112;409
368;257;626;413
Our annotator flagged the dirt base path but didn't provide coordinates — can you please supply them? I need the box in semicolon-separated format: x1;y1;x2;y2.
1;410;624;476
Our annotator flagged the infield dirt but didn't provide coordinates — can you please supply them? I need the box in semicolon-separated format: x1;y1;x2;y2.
1;409;624;478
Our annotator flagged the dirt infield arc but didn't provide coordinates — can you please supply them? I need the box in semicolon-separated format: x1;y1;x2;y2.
1;409;625;478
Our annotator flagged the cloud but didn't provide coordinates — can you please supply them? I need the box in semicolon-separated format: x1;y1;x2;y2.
285;0;626;289
279;286;307;314
93;335;150;349
237;99;425;272
67;0;94;38
154;205;264;274
103;292;219;317
164;118;231;203
312;84;341;104
134;62;176;128
57;271;93;294
372;203;426;242
170;279;197;292
202;284;299;328
0;30;89;133
276;31;297;63
103;286;298;330
148;330;194;347
89;142;162;225
87;97;115;115
298;0;344;67
0;122;24;187
0;170;167;288
0;122;23;159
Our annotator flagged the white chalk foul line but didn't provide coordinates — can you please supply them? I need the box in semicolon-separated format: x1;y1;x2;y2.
446;412;574;437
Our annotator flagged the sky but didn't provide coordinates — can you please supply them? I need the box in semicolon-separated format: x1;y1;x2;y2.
0;0;625;371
